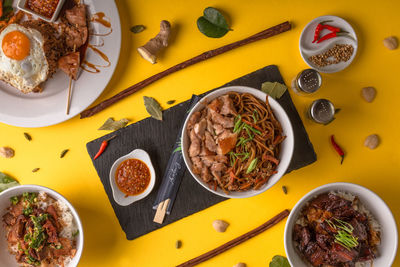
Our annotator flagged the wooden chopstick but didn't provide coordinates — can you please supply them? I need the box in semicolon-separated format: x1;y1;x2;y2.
176;209;290;267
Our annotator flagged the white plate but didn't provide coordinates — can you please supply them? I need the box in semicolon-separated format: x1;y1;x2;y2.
284;182;398;267
181;86;294;199
0;0;121;128
299;15;358;73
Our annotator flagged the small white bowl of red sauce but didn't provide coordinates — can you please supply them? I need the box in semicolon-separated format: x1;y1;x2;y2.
17;0;66;23
109;149;156;206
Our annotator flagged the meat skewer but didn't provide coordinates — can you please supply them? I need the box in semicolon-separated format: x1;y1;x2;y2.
66;44;77;115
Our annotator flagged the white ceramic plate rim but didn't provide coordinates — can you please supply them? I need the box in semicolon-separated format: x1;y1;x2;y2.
0;184;84;267
0;0;121;128
284;182;398;267
299;15;358;73
109;149;156;206
181;86;294;199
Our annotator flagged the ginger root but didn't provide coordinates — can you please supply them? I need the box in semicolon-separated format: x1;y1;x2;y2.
137;20;171;64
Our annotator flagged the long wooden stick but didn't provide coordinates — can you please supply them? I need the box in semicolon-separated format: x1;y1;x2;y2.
176;209;290;267
80;21;291;118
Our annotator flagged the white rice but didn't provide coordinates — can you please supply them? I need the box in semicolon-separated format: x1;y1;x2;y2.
294;191;381;267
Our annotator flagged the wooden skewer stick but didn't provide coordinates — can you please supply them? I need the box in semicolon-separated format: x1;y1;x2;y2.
153;199;170;224
66;31;78;115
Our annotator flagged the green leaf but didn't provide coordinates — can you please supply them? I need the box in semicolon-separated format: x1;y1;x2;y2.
197;7;231;38
98;118;129;131
246;158;258;174
130;25;145;34
0;172;19;193
144;96;163;121
261;82;288;99
269;255;290;267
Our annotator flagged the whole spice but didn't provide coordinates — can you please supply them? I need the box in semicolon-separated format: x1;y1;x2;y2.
175;240;182;249
197;7;231;38
269;255;290;267
364;134;379;149
0;147;14;158
316;31;348;43
93;135;117;160
383;36;398;50
60;149;69;158
309;44;354;67
330;135;345;164
312;20;334;43
261;81;287;99
130;25;145;34
212;220;229;233
282;186;288;194
98;117;129;131
166;100;176;105
32;168;40;173
80;21;292;118
23;132;32;141
233;263;246;267
137;20;171;64
177;210;290;267
361;86;376;103
144;96;163;121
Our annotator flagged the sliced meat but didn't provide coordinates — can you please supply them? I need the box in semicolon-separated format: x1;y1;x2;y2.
188;129;201;157
46;205;60;228
217;131;238;155
9;201;23;217
330;243;358;263
3;212;16;226
215;155;228;164
350;218;368;241
210;162;227;173
207;98;222;113
52;238;74;258
43;219;59;244
204;131;217;152
65;4;87;27
58;52;80;80
194;119;207;139
209;110;234;128
200;145;215;156
211;170;222;186
213;124;225;136
219;95;236;115
201;156;215;167
206;119;214;134
65;25;88;48
190;157;203;174
200;167;212;183
187;112;201;130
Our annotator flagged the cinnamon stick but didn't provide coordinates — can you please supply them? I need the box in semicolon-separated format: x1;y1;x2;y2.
176;209;290;267
80;21;291;118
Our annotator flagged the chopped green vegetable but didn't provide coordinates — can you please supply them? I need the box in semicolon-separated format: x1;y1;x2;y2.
326;218;359;251
261;81;288;99
23;206;33;216
72;230;80;238
10;196;19;205
197;7;231;38
246;158;258;174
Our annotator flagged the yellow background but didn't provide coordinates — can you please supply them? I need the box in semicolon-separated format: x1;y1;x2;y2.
1;0;400;266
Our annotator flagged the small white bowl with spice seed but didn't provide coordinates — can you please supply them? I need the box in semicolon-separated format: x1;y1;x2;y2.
109;149;156;206
299;15;358;73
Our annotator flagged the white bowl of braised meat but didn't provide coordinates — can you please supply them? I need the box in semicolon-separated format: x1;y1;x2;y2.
181;86;294;198
284;182;398;267
0;185;83;267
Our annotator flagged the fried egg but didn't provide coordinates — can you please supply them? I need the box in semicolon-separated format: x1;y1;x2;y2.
0;24;49;93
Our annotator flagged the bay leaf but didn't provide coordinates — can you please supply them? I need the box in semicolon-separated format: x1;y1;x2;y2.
197;7;231;38
130;25;145;34
144;96;163;121
269;255;290;267
98;118;129;131
0;172;19;192
261;81;287;99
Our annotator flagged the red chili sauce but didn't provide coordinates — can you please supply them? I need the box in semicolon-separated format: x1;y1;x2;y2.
115;159;150;197
25;0;60;18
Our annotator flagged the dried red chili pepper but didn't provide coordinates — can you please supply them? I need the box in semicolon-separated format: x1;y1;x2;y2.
93;135;117;160
321;24;340;33
317;31;348;43
330;135;345;164
312;20;333;43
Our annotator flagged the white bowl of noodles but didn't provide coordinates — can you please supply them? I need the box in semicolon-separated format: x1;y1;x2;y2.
181;86;294;198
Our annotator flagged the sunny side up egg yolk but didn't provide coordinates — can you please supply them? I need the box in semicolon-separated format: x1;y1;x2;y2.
2;31;31;61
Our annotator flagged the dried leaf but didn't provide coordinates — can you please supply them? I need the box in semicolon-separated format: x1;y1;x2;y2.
166;100;176;105
60;149;69;158
24;132;32;141
261;82;287;99
197;7;231;38
269;255;290;267
130;25;145;34
143;96;163;121
0;172;19;192
98;118;129;131
32;168;40;173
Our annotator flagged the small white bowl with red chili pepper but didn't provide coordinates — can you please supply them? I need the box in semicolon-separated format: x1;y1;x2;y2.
17;0;66;23
109;149;156;206
299;15;358;73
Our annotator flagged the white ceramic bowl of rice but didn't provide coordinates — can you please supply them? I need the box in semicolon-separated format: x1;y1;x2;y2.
0;185;84;267
284;182;398;267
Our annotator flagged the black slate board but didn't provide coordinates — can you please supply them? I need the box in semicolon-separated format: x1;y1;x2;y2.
86;65;317;240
